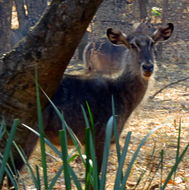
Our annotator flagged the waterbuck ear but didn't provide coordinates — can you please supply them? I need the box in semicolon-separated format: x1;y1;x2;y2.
152;23;174;42
107;28;130;48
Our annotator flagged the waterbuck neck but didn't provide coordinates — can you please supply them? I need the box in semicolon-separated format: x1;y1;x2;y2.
109;48;150;112
118;48;151;83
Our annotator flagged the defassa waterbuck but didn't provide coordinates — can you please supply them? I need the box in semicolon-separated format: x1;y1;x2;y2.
44;23;174;171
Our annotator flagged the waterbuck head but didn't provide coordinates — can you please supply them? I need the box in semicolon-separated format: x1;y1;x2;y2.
106;23;174;79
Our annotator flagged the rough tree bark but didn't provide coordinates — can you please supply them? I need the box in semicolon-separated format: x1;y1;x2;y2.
162;0;168;24
25;0;48;28
0;0;103;178
156;0;169;61
0;0;13;54
138;0;148;19
14;0;28;32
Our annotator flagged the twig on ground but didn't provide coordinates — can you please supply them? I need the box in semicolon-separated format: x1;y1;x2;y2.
150;76;189;99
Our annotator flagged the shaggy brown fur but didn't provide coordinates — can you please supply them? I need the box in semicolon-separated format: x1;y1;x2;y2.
44;23;174;172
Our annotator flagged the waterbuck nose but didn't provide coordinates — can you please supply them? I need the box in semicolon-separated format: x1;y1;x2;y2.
142;63;154;72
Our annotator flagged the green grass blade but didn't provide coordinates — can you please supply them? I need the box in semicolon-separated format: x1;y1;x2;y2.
59;129;71;190
176;119;181;164
81;105;98;189
161;122;189;190
160;149;164;188
81;104;99;189
19;174;27;190
1;150;19;189
120;125;162;190
35;165;41;190
13;142;40;189
111;96;123;185
114;132;132;189
41;89;84;162
41;89;92;189
67;153;79;163
2;165;18;189
88;129;99;190
48;158;82;190
89;141;99;190
0;119;6;139
111;96;121;160
81;105;90;129
59;128;82;190
99;116;114;190
135;169;146;189
161;143;189;189
24;119;83;190
48;165;63;189
61;116;84;163
0;119;20;183
85;127;91;190
35;70;48;189
173;119;182;184
22;124;81;190
21;123;61;157
69;166;82;190
145;143;159;190
86;102;95;134
8;150;18;179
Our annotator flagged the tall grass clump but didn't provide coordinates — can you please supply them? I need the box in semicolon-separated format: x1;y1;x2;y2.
1;77;189;189
0;119;20;189
17;81;164;190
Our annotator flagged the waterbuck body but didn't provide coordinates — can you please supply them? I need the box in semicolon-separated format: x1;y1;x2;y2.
83;39;126;75
44;23;174;171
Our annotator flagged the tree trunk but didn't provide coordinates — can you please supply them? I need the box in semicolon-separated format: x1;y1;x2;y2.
14;0;28;33
0;0;103;181
25;0;48;27
138;0;148;20
0;0;12;55
11;0;48;48
156;0;169;61
162;0;168;24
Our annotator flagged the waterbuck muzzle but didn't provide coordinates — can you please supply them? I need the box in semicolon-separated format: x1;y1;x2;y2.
141;61;154;78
